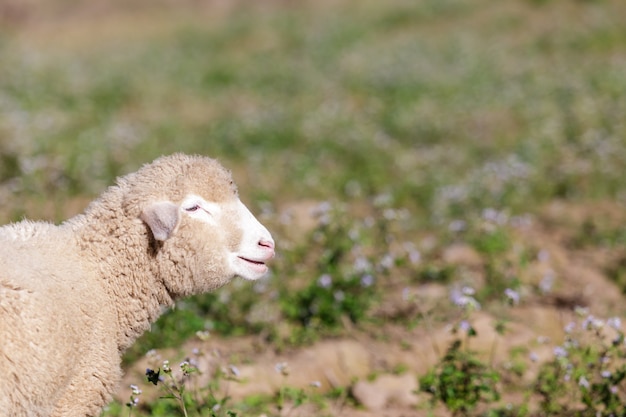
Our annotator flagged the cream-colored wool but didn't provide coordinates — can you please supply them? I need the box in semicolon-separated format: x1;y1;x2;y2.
0;154;274;417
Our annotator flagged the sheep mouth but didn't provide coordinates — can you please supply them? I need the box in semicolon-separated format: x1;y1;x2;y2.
234;254;271;280
237;256;266;266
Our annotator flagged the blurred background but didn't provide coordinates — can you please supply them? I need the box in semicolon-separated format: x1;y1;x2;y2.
2;0;626;416
2;0;624;222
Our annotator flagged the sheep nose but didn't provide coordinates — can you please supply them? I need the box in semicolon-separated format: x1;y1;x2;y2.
259;238;275;252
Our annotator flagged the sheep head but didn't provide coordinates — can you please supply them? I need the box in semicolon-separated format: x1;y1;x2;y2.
140;194;275;284
123;154;274;296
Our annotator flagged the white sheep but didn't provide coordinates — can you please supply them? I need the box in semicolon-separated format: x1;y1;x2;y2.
0;153;275;416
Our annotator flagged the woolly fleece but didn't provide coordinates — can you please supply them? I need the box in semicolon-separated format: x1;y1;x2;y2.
0;154;262;416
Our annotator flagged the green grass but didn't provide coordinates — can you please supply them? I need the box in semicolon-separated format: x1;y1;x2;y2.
2;0;626;415
3;0;625;215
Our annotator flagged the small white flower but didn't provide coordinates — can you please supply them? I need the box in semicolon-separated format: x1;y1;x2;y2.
455;295;481;310
448;219;466;232
402;287;411;301
313;201;332;217
462;286;475;296
310;381;322;388
353;257;371;273
593;318;605;330
360;274;374;288
379;253;395;269
578;376;590;389
504;288;520;305
607;317;621;330
537;249;550;263
403;242;421;265
408;249;421;265
130;384;141;395
482;208;500;223
459;320;471;332
180;360;195;375
196;330;211;341
373;193;392;207
601;370;612;378
451;287;481;311
275;362;289;375
529;352;539;362
318;274;332;289
553;346;568;358
539;273;554;294
574;306;589;317
229;364;241;377
383;208;397;220
582;315;604;331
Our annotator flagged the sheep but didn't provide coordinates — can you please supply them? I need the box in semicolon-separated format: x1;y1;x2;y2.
0;153;275;417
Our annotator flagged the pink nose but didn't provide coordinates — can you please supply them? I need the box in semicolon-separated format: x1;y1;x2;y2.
259;238;275;252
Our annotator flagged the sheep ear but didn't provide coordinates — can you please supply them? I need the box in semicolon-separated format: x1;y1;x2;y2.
140;201;180;241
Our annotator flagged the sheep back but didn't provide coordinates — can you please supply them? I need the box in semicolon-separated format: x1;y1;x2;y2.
0;222;120;416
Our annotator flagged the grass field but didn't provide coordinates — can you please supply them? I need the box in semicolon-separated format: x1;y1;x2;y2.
2;0;626;415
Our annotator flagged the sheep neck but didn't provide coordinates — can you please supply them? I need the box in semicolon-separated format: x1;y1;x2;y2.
68;193;175;352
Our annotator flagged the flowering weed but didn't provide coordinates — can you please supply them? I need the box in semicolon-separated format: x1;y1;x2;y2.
276;200;411;341
420;339;501;416
535;309;626;416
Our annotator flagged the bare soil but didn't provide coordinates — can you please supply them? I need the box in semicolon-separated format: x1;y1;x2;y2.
117;200;626;416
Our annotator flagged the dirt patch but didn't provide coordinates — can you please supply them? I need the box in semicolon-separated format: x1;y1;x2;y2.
115;200;626;415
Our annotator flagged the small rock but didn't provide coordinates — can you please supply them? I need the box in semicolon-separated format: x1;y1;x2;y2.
352;373;418;411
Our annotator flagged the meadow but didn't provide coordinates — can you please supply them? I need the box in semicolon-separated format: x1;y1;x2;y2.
2;0;626;415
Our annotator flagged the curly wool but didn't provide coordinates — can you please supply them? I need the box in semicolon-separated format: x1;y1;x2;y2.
0;154;247;416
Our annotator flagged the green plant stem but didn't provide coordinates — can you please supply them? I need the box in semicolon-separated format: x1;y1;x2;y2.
488;334;498;368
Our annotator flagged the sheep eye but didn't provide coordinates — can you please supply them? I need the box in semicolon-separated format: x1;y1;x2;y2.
185;205;200;212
